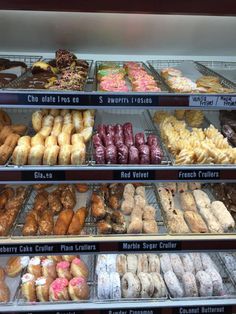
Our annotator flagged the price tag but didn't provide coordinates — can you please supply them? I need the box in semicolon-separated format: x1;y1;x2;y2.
119;241;181;252
216;96;236;107
113;170;155;180
189;95;218;107
22;170;66;181
91;94;159;106
178;170;220;180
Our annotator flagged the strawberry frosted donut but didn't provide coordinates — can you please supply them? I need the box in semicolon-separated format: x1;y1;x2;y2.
49;278;69;301
70;257;89;279
56;261;72;280
121;272;140;298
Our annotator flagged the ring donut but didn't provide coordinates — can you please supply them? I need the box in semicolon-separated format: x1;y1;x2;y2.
0;110;11;125
121;272;140;298
138;272;154;298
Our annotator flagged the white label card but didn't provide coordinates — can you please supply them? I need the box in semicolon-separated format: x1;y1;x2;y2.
190;95;236;107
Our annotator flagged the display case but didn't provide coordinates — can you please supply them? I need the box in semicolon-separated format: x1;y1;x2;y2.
0;2;236;314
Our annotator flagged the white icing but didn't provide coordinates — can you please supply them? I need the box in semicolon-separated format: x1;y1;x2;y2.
22;273;34;283
29;256;41;266
20;256;30;268
42;259;53;267
35;277;46;286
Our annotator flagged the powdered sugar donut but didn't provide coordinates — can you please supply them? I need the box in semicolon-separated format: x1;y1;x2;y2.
181;253;195;274
97;271;110;299
160;253;173;274
150;272;166;298
138;272;154;298
190;253;203;272
96;255;107;275
170;254;185;281
107;254;117;273
182;272;198;297
109;272;121;299
164;270;184;298
196;271;213;297
121;272;140;298
205;267;224;296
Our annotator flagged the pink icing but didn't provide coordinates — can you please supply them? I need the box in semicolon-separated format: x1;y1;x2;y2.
57;261;70;270
72;258;81;265
50;278;68;299
69;276;85;286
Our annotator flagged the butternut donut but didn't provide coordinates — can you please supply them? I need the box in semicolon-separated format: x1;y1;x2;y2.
121;272;140;298
0;110;11;125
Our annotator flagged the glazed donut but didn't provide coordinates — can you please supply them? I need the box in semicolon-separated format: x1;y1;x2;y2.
32;110;43;132
127;255;138;274
97;271;110;299
121;272;140;298
116;254;127;277
137;254;149;273
0;110;11;125
138;272;154;298
160;254;173;274
182;272;198;297
109;272;121;299
148;255;160;273
150;272;167;298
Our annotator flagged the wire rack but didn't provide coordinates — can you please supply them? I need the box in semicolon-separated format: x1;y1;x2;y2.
16;255;96;305
168;252;236;301
91;184;167;237
12;186;95;238
95;60;169;92
147;60;236;93
6;59;93;91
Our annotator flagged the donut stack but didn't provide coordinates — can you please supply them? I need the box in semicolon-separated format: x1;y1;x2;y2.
20;255;90;302
0;109;27;164
12;109;94;166
93;122;163;165
160;253;225;298
121;184;158;234
96;254;166;299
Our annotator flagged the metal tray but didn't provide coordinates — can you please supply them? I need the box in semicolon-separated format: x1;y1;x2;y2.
91;109;171;166
95;253;168;302
197;61;236;84
154;113;236;167
0;54;42;88
155;183;236;235
12;185;96;238
95;61;168;92
147;60;236;93
92;184;167;236
6;58;93;92
168;253;236;301
16;255;96;305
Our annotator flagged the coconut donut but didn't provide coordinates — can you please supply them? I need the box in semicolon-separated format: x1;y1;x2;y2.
205;267;224;296
181;253;195;274
164;270;184;298
160;253;173;274
195;270;213;297
127;255;138;274
121;272;140;298
116;254;127;277
182;272;198;297
97;271;110;299
170;254;185;280
109;272;121;299
148;255;160;273
150;272;167;298
137;254;149;273
138;272;154;298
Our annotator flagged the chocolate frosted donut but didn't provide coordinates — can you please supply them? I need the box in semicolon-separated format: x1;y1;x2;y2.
56;49;77;69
